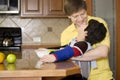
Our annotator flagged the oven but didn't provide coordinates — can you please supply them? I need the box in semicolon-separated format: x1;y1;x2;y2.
0;27;22;51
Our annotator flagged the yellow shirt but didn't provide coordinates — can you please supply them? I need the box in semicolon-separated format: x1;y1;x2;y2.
60;16;113;80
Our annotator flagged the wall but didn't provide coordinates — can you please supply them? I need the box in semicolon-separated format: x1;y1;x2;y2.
0;15;70;45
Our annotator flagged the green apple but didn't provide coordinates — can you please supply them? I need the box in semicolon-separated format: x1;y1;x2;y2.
6;54;16;64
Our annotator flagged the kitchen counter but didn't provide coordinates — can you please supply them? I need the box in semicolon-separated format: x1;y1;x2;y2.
22;43;61;49
0;48;80;80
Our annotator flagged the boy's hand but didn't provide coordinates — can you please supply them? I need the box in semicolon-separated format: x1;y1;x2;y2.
75;19;88;41
40;54;56;63
76;26;88;41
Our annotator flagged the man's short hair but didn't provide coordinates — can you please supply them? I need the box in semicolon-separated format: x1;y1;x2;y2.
64;0;87;16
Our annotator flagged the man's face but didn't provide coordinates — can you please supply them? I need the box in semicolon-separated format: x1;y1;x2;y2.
68;9;87;26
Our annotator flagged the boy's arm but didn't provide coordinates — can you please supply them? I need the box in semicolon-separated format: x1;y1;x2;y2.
40;41;90;62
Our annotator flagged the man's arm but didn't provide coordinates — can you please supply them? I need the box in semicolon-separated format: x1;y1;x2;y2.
71;19;110;61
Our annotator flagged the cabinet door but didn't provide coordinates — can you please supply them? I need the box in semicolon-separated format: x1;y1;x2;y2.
21;0;44;17
44;0;66;17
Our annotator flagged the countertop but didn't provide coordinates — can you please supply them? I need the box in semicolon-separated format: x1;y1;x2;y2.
0;48;80;80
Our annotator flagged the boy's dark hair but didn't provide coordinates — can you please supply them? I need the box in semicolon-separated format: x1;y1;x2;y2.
85;19;107;45
64;0;87;16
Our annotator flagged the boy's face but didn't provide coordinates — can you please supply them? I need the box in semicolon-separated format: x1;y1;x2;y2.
68;9;88;27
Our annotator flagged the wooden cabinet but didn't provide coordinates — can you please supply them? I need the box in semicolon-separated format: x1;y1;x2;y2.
21;0;44;17
21;0;92;18
21;0;66;18
44;0;65;17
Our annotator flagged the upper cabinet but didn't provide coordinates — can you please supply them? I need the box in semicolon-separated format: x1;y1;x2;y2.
45;0;66;17
21;0;45;17
21;0;66;18
20;0;92;18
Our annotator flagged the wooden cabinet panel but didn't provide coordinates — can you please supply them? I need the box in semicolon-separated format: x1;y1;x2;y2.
45;0;66;17
21;0;44;17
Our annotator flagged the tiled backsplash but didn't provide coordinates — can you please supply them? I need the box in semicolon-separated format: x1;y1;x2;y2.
0;15;70;45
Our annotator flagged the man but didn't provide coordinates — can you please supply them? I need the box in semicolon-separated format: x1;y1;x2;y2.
60;0;113;80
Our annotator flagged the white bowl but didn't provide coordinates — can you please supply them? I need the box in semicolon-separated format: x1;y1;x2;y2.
35;48;49;58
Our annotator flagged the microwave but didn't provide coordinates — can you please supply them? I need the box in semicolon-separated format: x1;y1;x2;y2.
0;0;20;14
